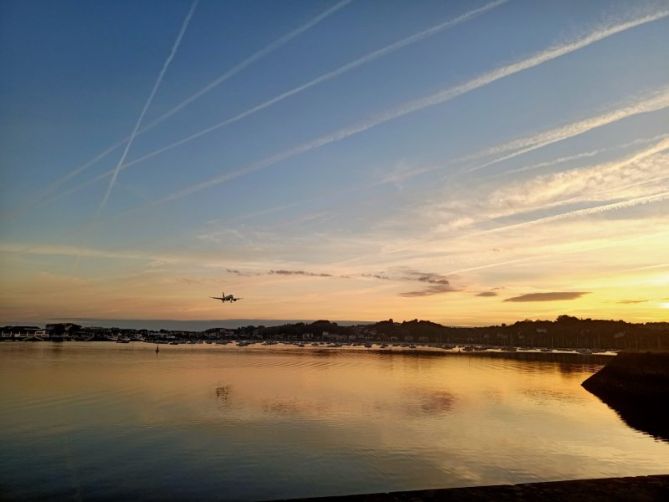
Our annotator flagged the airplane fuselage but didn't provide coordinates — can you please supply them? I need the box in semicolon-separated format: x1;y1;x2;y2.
210;292;241;303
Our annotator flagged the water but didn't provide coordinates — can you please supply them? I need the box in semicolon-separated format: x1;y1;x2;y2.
1;343;667;500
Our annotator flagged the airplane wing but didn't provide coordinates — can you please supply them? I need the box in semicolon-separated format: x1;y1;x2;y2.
210;297;223;300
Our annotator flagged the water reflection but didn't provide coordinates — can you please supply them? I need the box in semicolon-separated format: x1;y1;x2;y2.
215;385;231;400
583;387;669;442
415;389;456;415
0;342;667;501
215;385;231;407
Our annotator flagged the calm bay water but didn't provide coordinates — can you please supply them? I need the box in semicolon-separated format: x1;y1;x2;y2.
1;343;667;500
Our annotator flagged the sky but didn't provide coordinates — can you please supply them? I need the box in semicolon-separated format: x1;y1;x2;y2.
1;0;668;326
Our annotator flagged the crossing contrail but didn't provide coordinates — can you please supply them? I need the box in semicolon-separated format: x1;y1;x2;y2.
42;0;508;193
144;9;669;207
140;0;354;133
97;0;199;213
9;0;506;218
32;0;353;209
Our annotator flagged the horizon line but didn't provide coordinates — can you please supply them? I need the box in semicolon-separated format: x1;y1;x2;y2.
2;315;666;332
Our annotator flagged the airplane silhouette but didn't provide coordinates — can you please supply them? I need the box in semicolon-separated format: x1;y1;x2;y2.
210;291;242;303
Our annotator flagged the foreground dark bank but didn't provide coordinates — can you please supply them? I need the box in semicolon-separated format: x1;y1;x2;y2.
582;351;669;441
282;475;669;501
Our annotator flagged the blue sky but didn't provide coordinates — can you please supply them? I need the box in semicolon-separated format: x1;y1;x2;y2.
1;0;668;324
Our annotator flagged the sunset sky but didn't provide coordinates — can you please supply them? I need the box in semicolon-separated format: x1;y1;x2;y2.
1;0;668;326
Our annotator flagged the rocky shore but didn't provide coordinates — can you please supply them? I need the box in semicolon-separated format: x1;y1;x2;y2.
582;351;669;441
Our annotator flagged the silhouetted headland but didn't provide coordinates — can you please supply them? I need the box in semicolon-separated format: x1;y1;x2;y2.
583;351;669;441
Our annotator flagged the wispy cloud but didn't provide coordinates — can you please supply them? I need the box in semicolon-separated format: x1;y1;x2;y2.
97;0;199;213
497;132;669;177
144;9;669;207
476;291;498;297
617;299;648;304
0;242;177;263
251;266;460;296
476;189;669;236
225;268;246;276
400;284;458;297
407;270;452;285
621;263;669;273
380;90;669;185
270;269;334;278
360;268;453;284
484;138;669;216
1;241;452;289
264;268;458;291
423;138;669;236
360;273;392;281
421;225;669;282
463;88;669;174
504;292;589;302
392;269;459;296
0;242;280;273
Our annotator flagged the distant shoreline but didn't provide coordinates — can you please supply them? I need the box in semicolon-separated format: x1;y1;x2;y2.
2;315;667;332
0;318;376;330
3;316;667;352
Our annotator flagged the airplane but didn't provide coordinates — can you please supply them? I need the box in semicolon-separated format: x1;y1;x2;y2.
210;291;242;303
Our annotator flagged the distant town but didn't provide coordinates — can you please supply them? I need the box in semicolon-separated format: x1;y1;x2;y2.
2;316;668;353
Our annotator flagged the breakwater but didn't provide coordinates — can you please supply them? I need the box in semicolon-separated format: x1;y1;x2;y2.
583;351;669;441
284;475;669;501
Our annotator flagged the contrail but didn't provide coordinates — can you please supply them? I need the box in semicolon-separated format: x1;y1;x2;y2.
474;190;669;236
62;81;666;210
493;132;669;178
97;0;199;213
24;0;508;208
463;87;669;174
378;99;669;186
103;0;509;170
32;0;353;209
140;0;354;132
145;9;669;207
